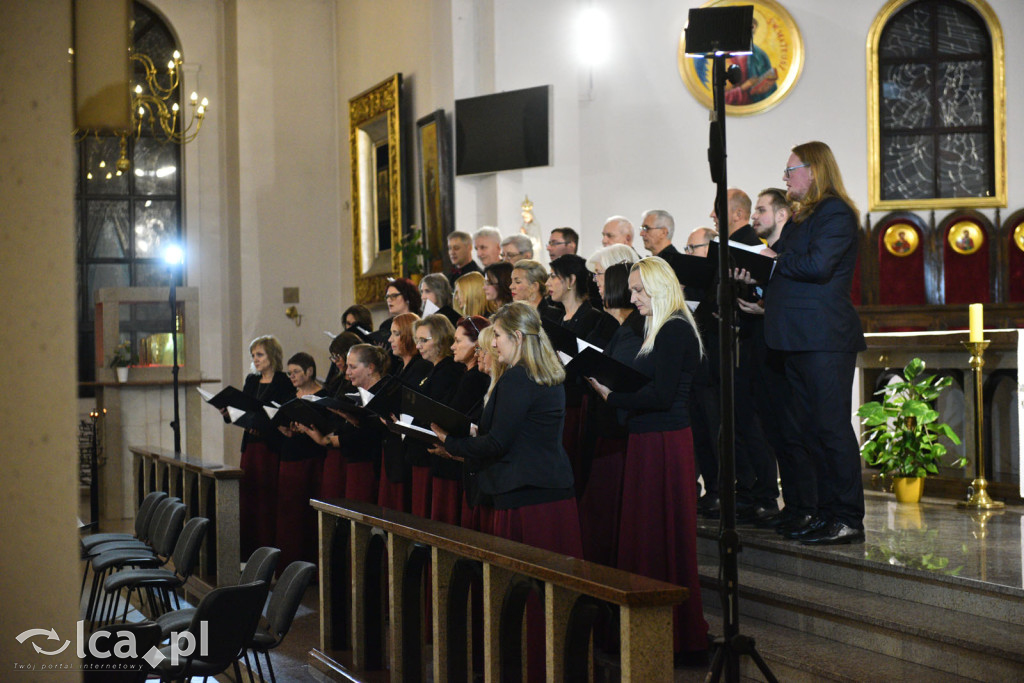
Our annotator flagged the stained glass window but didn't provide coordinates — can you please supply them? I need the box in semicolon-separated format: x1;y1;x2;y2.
76;2;183;391
876;0;995;203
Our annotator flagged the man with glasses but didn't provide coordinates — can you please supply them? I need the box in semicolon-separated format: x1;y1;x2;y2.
639;209;678;259
684;226;717;258
600;215;634;247
500;234;533;264
546;227;578;260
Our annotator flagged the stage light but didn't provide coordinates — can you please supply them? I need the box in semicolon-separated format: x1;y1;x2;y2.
575;6;611;67
163;244;184;266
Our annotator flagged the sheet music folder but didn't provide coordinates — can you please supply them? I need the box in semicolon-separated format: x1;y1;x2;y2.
268;397;344;435
568;347;650;393
197;385;267;414
400;386;472;437
707;239;775;283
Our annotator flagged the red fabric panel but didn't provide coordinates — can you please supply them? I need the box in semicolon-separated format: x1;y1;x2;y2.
877;228;926;305
343;460;378;503
377;460;408;512
943;236;990;305
851;251;862;305
430;476;462;525
460;494;494;534
1009;236;1024;302
276;458;321;573
410;465;432;518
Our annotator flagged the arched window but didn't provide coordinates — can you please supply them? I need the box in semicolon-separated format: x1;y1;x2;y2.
867;0;1005;210
76;2;183;391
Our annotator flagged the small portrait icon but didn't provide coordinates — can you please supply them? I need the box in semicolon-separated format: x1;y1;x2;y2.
883;224;918;257
948;221;983;255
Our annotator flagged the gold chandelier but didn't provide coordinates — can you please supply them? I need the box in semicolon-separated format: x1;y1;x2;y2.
76;48;209;174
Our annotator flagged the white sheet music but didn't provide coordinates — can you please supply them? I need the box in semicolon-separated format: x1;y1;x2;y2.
422;299;440;316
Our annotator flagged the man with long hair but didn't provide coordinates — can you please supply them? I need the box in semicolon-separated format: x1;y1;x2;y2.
759;141;867;545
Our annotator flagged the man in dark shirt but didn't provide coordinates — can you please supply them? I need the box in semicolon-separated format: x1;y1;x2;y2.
446;231;481;286
546;227;578;260
639;209;679;260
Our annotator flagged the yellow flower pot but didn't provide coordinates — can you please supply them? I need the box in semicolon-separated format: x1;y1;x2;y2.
892;476;924;504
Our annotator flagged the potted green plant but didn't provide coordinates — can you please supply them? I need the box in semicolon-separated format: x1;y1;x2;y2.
396;228;433;281
857;358;965;503
109;340;136;382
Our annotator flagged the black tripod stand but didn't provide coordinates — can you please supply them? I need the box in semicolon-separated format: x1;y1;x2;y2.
684;7;777;682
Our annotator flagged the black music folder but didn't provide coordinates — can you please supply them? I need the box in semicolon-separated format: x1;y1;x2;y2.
400;386;472;437
266;397;345;435
707;239;775;283
542;317;603;359
667;253;717;289
385;419;443;446
569;347;651;393
197;386;272;430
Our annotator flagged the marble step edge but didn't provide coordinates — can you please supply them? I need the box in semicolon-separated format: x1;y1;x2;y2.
696;527;1024;605
702;606;974;683
697;560;1024;664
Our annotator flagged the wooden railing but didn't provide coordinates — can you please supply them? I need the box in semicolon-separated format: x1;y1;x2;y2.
129;446;242;588
311;498;687;683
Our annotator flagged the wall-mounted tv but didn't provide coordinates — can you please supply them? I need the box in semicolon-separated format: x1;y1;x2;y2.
455;85;550;176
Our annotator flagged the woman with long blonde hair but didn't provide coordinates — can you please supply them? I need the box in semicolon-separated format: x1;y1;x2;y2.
588;256;709;664
454;271;492;316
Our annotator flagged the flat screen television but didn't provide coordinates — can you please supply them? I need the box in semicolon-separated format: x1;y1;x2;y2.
455;85;550;176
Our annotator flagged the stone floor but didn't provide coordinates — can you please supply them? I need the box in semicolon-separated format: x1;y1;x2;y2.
80;489;1024;682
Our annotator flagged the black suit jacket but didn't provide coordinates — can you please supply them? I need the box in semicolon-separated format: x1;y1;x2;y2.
447;260;482;286
763;197;865;353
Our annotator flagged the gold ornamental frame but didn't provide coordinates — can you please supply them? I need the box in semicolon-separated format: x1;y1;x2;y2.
349;74;404;305
677;0;804;116
882;223;920;257
866;0;1006;211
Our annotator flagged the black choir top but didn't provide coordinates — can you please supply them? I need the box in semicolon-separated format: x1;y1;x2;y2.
435;304;462;328
240;371;296;452
444;364;574;510
430;365;489;480
590;310;645;439
405;355;465;469
338;377;388;464
278;389;329;462
607;316;699;434
381;355;433;482
559;300;617;407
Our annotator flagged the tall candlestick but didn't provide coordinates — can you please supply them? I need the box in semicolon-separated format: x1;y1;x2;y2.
969;303;984;342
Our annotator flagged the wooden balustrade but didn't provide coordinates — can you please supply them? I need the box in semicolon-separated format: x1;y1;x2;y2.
129;446;242;589
311;498;687;683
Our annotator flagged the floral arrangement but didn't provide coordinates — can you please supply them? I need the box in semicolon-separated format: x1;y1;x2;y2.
109;340;137;368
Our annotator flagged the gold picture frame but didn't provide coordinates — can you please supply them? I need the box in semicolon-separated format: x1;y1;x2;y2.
947;220;984;256
349;74;404;304
865;0;1006;211
677;0;804;116
882;223;919;257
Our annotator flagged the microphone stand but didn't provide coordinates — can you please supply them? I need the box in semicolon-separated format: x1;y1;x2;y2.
705;53;777;683
169;268;182;458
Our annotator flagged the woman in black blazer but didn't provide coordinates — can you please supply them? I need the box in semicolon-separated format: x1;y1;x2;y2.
432;302;581;555
588;257;709;665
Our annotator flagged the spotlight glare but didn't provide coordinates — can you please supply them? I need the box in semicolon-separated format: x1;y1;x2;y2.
163;244;184;266
576;6;611;67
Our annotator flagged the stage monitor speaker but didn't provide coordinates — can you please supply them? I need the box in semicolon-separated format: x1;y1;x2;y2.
684;5;754;56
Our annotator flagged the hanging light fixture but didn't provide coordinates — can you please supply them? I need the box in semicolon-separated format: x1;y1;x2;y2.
75;48;209;174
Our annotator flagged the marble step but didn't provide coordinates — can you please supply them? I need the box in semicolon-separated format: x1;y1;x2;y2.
697;560;1024;681
696;526;1024;626
702;607;970;683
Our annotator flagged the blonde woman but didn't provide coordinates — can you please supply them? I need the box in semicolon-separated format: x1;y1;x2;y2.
432;302;580;554
510;258;563;320
454;270;492;317
588;256;709;665
238;335;295;558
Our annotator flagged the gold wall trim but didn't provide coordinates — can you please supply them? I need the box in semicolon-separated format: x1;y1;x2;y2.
866;0;1006;211
349;73;404;305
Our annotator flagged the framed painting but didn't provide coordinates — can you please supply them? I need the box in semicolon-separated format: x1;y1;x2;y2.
349;73;404;304
677;0;804;116
416;110;453;274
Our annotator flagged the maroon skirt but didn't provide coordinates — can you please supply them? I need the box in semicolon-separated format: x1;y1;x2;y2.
430;477;462;526
239;441;279;557
377;458;408;512
410;465;432;518
319;447;345;499
276;457;322;573
562;403;586;496
461;493;494;535
344;459;378;504
617;428;708;655
491;497;583;559
579;436;627;566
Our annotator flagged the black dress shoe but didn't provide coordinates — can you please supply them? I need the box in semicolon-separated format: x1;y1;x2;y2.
752;507;791;528
800;521;865;546
775;513;814;535
737;504;780;526
783;515;829;539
